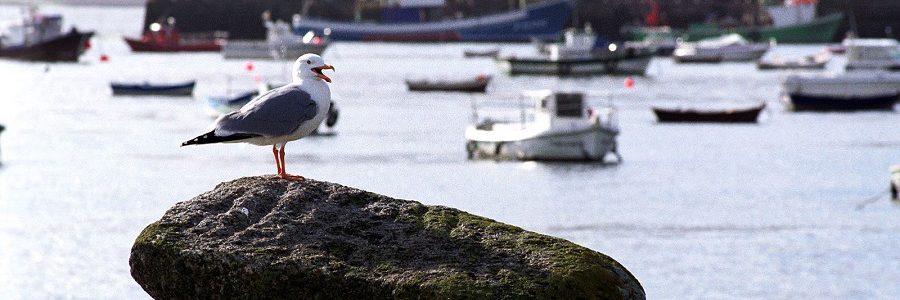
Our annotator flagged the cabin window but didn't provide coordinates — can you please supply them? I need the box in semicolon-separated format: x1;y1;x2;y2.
555;93;583;117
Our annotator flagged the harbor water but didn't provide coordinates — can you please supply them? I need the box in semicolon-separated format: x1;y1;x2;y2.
0;5;898;299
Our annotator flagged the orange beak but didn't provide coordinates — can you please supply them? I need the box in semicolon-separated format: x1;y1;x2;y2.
312;64;335;83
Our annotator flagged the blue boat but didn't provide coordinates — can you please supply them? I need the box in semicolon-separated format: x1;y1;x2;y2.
784;93;898;111
110;80;196;96
291;0;571;42
206;90;259;115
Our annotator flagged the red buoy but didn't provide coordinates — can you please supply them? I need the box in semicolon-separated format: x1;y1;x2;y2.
245;61;255;72
99;54;109;63
624;76;635;89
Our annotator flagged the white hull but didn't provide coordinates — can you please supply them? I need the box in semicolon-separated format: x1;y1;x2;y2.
466;126;618;161
782;72;900;98
675;44;769;62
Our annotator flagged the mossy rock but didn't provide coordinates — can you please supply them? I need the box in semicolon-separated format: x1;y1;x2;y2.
130;176;644;299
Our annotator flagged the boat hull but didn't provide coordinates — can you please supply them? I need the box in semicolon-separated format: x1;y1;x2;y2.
125;38;222;52
652;105;765;123
406;77;490;93
291;0;571;42
111;81;196;96
674;45;769;63
222;40;327;59
466;127;619;161
783;93;898;111
683;13;843;43
0;30;93;62
499;52;652;76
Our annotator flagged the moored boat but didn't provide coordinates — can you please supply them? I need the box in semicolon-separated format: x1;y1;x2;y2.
498;45;654;76
674;34;770;63
682;13;843;44
652;103;766;123
111;80;196;96
405;75;491;93
843;38;900;71
463;48;500;58
465;90;620;162
223;14;329;59
291;0;571;42
125;18;224;52
781;72;900;111
207;89;259;115
757;51;830;70
0;11;94;62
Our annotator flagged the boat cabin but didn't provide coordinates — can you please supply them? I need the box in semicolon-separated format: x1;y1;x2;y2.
844;38;899;69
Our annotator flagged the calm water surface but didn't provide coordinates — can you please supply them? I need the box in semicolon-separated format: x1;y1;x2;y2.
0;5;898;300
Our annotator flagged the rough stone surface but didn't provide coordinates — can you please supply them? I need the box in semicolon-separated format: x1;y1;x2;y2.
130;176;645;299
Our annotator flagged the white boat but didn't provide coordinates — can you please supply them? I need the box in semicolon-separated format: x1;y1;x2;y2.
223;15;329;60
843;38;900;70
781;72;900;111
757;51;830;70
673;33;770;63
465;90;620;161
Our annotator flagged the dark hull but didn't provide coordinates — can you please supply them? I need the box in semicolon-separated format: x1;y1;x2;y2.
785;93;898;111
653;104;765;123
501;51;653;76
406;78;489;93
0;30;94;62
757;60;827;70
111;81;196;96
125;38;222;52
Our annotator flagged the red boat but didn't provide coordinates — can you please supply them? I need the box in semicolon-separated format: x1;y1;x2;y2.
124;19;223;52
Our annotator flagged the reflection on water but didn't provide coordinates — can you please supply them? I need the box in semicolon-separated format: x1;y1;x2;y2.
0;4;899;300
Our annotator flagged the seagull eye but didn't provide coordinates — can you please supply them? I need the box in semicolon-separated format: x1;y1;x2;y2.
306;60;311;64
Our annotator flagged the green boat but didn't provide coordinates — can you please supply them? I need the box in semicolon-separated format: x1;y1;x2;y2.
682;12;843;43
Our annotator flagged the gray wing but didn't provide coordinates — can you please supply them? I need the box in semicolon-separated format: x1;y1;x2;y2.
215;86;318;137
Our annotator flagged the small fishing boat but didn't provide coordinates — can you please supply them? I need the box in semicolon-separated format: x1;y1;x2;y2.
124;18;224;52
757;51;830;70
223;14;329;59
0;11;94;62
673;34;770;63
843;38;900;71
652;103;766;123
463;48;500;58
498;48;653;76
110;80;196;96
465;90;620;162
405;75;491;93
781;72;900;111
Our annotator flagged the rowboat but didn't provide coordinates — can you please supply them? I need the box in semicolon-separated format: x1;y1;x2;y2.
110;81;196;96
652;103;766;123
405;75;491;93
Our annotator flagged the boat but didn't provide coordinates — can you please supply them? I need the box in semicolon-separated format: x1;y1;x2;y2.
892;165;899;201
652;103;766;123
498;45;654;76
290;0;571;42
223;14;329;59
843;38;900;71
0;10;94;62
207;89;259;115
405;75;491;93
781;72;900;111
463;48;500;58
673;34;770;63
124;18;224;52
110;80;196;96
757;51;830;70
465;90;620;161
681;12;843;44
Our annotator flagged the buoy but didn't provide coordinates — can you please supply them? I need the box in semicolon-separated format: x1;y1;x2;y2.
245;61;255;72
624;76;635;89
100;54;109;63
477;74;487;81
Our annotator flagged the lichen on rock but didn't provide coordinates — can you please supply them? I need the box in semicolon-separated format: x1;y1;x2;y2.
130;176;644;299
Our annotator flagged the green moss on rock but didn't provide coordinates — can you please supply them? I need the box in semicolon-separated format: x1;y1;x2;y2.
130;176;644;299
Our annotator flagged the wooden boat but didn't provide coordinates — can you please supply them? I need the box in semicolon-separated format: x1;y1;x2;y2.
405;75;491;93
290;0;570;42
781;72;900;111
652;103;766;123
466;90;620;161
757;52;830;70
125;19;223;52
0;12;94;62
110;81;196;96
498;48;653;76
463;48;500;58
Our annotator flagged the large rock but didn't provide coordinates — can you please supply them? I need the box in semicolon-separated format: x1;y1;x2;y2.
130;176;644;299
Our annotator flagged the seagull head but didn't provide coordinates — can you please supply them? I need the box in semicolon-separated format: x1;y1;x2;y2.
293;53;334;83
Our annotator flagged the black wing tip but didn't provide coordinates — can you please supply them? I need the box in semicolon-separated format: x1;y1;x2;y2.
182;131;255;146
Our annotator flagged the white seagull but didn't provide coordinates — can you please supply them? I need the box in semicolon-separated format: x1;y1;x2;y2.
182;53;334;180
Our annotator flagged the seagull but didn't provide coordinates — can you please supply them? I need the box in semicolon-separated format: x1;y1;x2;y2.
182;53;334;180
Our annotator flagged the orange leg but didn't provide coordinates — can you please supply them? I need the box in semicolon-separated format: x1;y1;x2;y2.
278;143;304;181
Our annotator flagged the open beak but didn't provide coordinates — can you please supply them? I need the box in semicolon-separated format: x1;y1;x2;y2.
312;64;335;83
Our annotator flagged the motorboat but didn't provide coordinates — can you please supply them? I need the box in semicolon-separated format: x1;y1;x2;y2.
0;9;94;62
405;75;491;93
223;14;329;60
652;103;766;123
465;90;620;162
110;80;196;96
843;38;900;71
781;72;900;111
673;34;770;63
124;18;224;52
757;51;830;70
